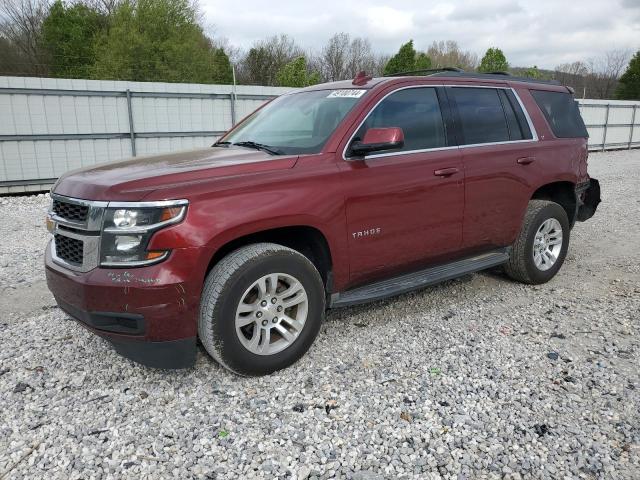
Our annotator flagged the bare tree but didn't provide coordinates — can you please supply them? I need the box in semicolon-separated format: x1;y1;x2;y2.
211;36;243;64
84;0;119;15
554;61;589;97
0;35;26;75
426;40;478;71
371;53;390;77
0;0;50;75
345;37;377;78
317;33;378;81
319;32;349;81
584;50;631;99
237;34;303;85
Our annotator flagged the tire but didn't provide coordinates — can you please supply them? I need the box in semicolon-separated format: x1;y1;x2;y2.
504;200;570;285
198;243;325;376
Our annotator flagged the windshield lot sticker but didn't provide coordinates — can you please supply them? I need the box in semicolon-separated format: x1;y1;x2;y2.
327;89;366;98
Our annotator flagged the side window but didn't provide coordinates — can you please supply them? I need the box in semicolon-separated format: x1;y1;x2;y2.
505;90;533;140
354;87;446;154
530;90;588;138
451;87;510;145
497;89;532;141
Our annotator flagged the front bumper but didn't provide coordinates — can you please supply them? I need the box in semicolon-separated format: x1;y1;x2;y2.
45;241;202;369
575;178;601;222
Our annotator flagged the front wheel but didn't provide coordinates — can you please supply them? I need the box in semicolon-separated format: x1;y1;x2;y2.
198;243;325;376
504;200;570;284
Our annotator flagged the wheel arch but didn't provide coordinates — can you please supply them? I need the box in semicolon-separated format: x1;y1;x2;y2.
204;225;334;293
530;180;577;225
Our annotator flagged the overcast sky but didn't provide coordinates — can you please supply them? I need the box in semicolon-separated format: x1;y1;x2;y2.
201;0;640;69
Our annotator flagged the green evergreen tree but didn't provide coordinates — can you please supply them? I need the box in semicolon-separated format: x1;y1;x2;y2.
616;51;640;100
478;47;509;73
415;52;432;70
211;47;234;84
90;0;231;83
383;40;418;75
524;65;542;79
275;56;320;87
41;0;106;78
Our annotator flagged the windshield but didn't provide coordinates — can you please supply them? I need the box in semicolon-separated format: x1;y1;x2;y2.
219;89;367;155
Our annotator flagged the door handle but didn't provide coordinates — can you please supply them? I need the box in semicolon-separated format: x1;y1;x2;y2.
434;167;459;177
517;157;535;165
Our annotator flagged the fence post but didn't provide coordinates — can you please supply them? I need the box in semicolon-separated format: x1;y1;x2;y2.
230;64;237;127
229;93;236;127
630;105;637;150
126;89;137;157
601;104;610;152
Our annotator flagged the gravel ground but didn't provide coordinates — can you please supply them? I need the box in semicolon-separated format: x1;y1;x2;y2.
0;150;639;479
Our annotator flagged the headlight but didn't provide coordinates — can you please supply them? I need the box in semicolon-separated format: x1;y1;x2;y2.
100;200;187;267
113;209;139;228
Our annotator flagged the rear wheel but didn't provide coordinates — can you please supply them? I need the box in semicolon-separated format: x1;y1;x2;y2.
505;200;570;284
198;243;325;376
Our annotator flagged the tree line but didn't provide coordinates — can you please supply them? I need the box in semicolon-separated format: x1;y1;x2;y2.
1;0;638;99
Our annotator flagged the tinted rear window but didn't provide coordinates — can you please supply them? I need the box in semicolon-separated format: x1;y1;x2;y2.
530;90;588;138
451;88;510;145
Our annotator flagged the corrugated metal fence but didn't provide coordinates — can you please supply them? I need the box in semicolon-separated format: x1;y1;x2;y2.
0;76;638;193
0;76;292;193
577;99;640;151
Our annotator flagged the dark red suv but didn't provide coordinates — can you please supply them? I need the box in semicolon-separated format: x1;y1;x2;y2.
45;69;600;375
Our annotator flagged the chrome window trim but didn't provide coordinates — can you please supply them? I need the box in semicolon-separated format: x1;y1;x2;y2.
357;145;459;160
342;84;538;161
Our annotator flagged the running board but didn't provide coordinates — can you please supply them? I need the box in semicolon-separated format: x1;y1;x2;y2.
329;248;510;308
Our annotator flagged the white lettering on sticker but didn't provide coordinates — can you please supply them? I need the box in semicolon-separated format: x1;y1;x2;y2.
327;89;366;99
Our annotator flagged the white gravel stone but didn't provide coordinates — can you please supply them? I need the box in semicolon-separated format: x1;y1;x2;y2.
0;151;639;479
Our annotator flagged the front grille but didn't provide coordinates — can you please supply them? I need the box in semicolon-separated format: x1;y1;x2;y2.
54;234;84;265
53;200;89;223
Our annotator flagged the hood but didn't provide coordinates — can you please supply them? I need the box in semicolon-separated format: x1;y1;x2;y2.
53;147;298;201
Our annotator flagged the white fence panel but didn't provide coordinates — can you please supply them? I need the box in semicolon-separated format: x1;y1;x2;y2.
577;99;640;151
0;76;292;193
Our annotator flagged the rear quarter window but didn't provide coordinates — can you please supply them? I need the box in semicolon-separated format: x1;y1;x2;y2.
530;90;588;138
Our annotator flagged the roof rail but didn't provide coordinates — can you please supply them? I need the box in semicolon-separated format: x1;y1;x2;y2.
383;67;465;77
428;71;561;86
381;67;560;86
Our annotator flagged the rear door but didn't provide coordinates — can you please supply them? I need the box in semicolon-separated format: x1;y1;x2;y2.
339;86;464;285
448;86;539;250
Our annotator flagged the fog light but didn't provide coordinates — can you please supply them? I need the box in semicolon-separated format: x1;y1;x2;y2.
115;235;142;252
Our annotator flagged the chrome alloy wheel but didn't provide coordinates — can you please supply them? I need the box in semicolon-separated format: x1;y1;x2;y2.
533;218;563;271
235;273;308;355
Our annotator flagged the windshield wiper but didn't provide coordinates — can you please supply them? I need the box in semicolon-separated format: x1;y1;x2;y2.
232;141;282;155
212;141;231;147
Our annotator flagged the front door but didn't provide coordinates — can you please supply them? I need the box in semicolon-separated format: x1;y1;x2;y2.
339;86;464;285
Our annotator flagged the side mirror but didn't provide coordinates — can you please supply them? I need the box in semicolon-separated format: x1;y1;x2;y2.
350;127;404;157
